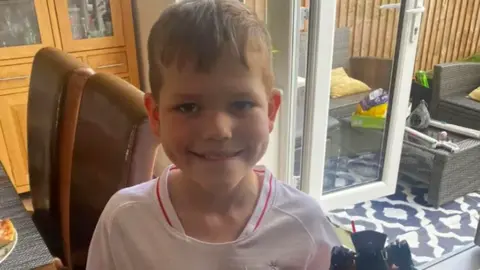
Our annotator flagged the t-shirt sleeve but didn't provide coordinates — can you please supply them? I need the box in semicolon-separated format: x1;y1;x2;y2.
86;192;133;270
86;204;116;270
306;239;334;270
306;205;341;270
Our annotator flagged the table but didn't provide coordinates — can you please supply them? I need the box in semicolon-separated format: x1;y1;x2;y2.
0;164;55;270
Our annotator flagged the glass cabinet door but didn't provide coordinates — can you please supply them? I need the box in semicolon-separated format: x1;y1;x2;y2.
67;0;114;40
0;0;54;60
55;0;125;52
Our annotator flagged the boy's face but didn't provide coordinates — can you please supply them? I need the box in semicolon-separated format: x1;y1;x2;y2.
145;49;281;189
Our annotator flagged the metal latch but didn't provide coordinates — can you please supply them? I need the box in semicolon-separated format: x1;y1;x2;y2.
380;0;425;43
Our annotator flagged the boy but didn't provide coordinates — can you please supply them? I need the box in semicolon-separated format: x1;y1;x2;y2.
86;0;339;269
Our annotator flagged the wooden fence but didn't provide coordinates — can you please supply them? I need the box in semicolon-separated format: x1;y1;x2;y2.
248;0;480;73
334;0;480;72
244;0;267;21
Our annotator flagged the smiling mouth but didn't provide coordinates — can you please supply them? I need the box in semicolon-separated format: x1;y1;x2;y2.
189;150;242;161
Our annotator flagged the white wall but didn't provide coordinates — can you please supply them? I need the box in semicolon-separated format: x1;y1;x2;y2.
132;0;175;174
132;0;280;177
131;0;176;92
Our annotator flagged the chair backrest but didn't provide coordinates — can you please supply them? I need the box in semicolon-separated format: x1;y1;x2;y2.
58;64;96;268
433;62;480;98
298;27;351;78
64;73;157;268
27;47;93;259
431;62;480;116
331;27;351;70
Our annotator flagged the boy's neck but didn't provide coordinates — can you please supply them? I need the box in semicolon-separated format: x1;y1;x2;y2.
170;169;261;215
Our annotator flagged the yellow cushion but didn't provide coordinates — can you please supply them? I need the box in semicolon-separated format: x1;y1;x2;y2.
330;67;370;98
469;86;480;102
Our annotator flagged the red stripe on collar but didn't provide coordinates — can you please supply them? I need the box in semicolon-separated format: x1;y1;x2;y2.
156;178;173;227
254;173;273;231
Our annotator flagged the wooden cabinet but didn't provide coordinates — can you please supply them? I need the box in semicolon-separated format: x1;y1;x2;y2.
0;90;29;193
54;0;125;52
0;0;139;192
0;0;55;60
119;74;130;83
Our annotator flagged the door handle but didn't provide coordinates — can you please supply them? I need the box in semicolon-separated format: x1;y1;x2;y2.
97;63;124;70
380;2;424;13
380;0;425;43
406;7;425;14
0;75;29;82
380;3;401;10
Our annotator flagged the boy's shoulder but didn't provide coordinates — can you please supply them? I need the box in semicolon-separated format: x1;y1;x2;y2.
271;179;339;246
272;179;326;217
100;179;158;223
110;178;157;204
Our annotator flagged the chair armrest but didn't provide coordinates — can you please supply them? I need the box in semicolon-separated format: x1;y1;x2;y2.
430;62;480;116
349;57;393;90
433;62;480;97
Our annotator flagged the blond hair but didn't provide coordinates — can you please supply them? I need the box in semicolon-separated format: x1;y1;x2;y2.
147;0;273;101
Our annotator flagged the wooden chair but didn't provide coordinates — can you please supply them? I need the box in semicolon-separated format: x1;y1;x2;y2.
59;72;158;269
27;47;94;261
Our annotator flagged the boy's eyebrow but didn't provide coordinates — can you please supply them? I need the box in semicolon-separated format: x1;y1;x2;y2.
230;90;262;100
171;93;203;100
225;86;257;95
173;85;257;97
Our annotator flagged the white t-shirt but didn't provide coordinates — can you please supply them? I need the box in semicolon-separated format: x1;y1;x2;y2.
86;165;340;270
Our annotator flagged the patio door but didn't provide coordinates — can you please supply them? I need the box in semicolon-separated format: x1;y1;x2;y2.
267;0;425;211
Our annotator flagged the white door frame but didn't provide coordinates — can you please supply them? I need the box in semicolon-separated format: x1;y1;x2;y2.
268;0;424;211
266;0;301;187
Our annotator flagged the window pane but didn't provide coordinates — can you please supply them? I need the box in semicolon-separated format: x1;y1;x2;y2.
68;0;114;40
0;0;42;47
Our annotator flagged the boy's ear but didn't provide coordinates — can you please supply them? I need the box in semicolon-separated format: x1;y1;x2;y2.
144;93;161;138
268;89;282;132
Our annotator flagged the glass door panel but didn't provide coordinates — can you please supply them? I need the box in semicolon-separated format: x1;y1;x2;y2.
300;0;400;195
268;0;424;210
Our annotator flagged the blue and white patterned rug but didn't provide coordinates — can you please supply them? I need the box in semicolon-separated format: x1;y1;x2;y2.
324;153;480;266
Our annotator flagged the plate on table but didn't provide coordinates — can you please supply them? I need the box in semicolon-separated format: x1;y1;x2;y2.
0;219;17;265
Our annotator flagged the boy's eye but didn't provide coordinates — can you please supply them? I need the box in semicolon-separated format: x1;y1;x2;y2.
175;103;199;113
231;101;254;111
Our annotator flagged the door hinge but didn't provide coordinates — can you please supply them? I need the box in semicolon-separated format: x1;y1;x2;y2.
299;7;309;31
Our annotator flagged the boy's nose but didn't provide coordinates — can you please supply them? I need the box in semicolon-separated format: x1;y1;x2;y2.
201;111;233;141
